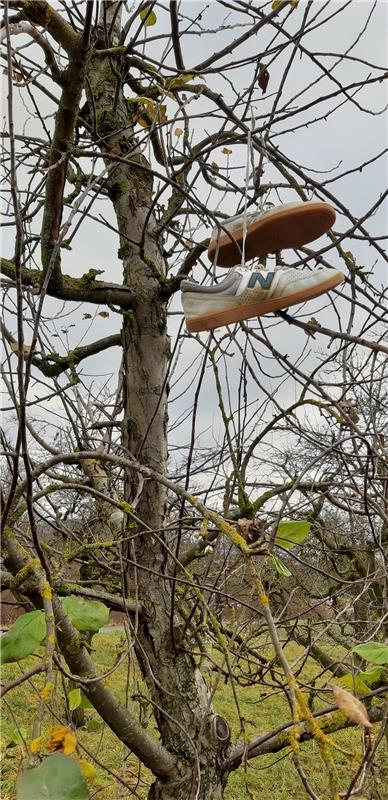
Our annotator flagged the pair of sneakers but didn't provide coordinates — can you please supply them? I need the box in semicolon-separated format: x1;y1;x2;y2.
181;201;344;333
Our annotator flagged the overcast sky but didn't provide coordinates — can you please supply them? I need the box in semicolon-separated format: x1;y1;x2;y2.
2;1;387;474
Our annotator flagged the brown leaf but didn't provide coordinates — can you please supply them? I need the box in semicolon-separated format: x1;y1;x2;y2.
258;65;270;94
332;684;372;729
237;518;264;545
339;399;359;424
98;311;109;318
83;313;93;320
47;724;77;754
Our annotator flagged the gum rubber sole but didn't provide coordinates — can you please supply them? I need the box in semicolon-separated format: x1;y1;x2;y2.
186;272;344;333
208;203;336;267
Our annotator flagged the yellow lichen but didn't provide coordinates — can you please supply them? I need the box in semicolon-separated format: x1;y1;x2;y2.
42;581;52;600
287;725;301;752
11;557;40;588
30;736;42;754
41;682;53;699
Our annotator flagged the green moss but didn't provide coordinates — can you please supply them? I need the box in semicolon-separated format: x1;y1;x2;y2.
80;268;104;289
118;244;132;260
120;502;134;514
99;67;116;82
63;168;86;205
107;179;128;202
95;108;118;137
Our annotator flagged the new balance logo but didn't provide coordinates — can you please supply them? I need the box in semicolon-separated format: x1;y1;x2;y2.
248;271;275;290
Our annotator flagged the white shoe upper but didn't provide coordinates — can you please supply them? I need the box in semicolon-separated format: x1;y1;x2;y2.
181;265;341;319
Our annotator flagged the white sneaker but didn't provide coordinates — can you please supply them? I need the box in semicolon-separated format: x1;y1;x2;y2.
208;201;336;267
181;265;344;333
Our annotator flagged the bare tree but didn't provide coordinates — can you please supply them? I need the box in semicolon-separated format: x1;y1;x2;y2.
1;2;387;799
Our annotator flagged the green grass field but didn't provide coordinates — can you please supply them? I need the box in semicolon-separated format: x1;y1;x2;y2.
1;632;386;799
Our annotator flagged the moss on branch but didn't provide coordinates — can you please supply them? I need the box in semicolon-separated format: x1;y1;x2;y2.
20;0;79;55
1;257;134;308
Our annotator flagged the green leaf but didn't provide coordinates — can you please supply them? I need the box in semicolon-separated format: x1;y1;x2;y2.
80;692;94;710
86;719;102;733
352;641;388;665
7;726;27;748
359;666;385;685
336;673;370;695
61;595;109;633
139;6;157;26
271;554;292;577
0;611;46;664
17;753;87;800
166;73;201;90
275;520;312;549
68;688;81;711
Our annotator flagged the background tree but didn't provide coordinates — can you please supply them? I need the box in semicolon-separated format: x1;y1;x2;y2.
1;2;387;799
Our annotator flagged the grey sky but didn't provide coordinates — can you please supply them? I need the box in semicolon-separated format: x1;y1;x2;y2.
1;1;387;471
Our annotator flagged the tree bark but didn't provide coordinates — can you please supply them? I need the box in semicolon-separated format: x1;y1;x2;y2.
85;8;227;797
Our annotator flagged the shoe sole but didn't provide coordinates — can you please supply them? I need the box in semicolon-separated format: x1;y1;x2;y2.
208;203;336;267
186;272;344;333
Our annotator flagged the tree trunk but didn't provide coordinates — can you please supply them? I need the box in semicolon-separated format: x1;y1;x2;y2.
86;10;228;797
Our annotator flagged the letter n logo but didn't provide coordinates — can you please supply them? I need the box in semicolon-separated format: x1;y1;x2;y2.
248;271;275;290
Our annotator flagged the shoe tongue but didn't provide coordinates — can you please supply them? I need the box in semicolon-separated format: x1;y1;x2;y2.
216;266;247;287
234;265;253;275
236;265;268;277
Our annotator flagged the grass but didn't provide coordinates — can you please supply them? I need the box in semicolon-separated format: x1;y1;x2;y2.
1;632;386;799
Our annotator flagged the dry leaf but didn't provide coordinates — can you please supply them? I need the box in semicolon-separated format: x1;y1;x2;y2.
47;724;77;754
237;518;264;546
98;311;109;318
258;66;270;94
10;342;31;356
339;399;359;424
222;147;232;155
79;759;96;781
83;313;93;319
332;684;372;729
175;128;183;137
30;736;42;754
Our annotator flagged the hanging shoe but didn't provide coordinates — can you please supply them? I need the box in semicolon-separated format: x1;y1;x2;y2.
208;201;336;267
181;265;344;333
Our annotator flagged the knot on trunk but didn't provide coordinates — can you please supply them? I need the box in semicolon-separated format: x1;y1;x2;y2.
212;714;230;744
